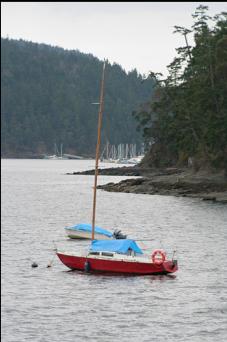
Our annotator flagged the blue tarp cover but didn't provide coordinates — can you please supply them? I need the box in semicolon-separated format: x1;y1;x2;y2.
66;223;113;237
90;239;143;254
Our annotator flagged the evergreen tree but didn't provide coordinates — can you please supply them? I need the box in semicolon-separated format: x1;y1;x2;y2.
1;38;154;157
134;6;227;171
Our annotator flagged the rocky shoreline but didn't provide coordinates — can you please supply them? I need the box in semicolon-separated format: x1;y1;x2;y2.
68;166;227;203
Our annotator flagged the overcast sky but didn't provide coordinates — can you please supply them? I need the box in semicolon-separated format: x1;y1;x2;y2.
1;2;226;76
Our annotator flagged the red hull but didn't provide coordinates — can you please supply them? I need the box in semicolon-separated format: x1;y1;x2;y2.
57;253;178;275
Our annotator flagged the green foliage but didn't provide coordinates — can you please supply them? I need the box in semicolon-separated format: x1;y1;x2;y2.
134;6;227;170
1;39;154;157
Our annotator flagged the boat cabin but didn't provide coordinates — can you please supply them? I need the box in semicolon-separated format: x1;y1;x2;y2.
88;239;143;257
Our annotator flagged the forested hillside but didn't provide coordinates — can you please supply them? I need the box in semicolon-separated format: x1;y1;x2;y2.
1;38;154;157
134;6;227;171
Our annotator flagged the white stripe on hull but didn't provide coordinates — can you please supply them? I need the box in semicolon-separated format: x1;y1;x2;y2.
65;229;112;240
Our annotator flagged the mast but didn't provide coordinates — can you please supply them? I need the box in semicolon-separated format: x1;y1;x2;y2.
91;61;106;240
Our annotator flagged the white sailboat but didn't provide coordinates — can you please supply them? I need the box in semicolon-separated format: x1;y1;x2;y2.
44;143;69;159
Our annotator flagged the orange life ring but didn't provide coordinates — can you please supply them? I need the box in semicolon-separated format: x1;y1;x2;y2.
151;249;166;265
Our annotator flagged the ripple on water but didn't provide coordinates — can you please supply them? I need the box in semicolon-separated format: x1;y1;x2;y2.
1;159;227;342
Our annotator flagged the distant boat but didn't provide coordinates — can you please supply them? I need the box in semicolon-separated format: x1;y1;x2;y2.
114;155;144;165
44;154;68;160
44;143;69;160
100;142;144;164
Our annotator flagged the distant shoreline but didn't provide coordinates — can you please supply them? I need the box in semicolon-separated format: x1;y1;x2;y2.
68;166;227;203
1;154;91;159
1;155;43;159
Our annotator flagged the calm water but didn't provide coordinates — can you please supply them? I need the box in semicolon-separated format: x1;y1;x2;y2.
1;159;227;342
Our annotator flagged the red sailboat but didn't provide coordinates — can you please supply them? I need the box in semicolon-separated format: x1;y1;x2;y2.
57;239;178;275
56;61;178;275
